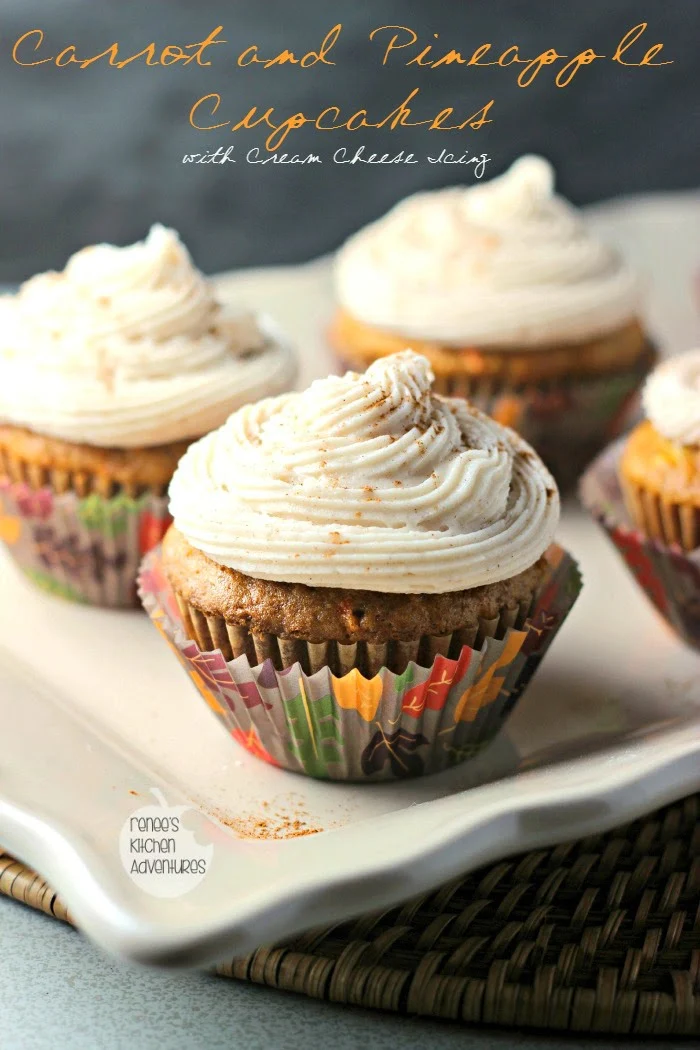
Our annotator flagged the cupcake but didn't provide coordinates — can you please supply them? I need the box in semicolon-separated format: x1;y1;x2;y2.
330;155;655;487
620;351;700;549
0;225;296;606
140;351;581;781
580;350;700;650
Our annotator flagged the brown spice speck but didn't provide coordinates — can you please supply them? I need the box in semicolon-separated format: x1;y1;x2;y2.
220;816;322;840
214;802;323;840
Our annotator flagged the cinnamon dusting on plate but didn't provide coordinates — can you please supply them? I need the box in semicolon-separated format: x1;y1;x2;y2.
211;798;324;840
222;816;322;840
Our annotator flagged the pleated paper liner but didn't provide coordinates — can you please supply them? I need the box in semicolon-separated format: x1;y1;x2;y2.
0;461;170;607
620;473;700;551
138;544;581;782
337;344;656;491
580;438;700;650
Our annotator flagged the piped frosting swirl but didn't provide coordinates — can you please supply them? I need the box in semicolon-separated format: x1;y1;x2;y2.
335;155;639;348
643;350;700;446
0;225;296;448
169;350;560;593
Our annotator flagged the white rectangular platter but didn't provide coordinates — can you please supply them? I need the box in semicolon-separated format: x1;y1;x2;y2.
1;200;700;967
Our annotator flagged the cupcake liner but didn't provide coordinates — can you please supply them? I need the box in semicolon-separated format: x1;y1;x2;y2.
170;586;537;678
138;544;581;781
337;346;655;491
619;474;700;551
580;439;700;649
0;474;170;607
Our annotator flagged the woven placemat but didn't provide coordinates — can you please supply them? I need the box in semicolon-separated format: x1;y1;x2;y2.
2;792;700;1035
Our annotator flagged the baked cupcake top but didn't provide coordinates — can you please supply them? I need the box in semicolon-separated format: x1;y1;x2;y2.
643;350;700;446
0;225;296;448
334;155;639;349
169;350;559;593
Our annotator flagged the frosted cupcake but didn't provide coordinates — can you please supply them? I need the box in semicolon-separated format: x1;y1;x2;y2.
621;350;700;549
0;225;296;606
331;156;655;487
581;350;700;650
140;351;581;780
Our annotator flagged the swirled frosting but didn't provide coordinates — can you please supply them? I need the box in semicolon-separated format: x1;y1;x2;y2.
643;350;700;446
335;155;639;348
169;351;559;593
0;225;296;448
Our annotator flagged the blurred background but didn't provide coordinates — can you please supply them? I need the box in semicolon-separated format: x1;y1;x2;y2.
0;0;698;281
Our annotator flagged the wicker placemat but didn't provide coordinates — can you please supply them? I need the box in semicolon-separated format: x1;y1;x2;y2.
2;793;700;1035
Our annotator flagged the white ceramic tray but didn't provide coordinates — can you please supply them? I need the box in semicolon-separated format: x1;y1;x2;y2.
1;234;700;969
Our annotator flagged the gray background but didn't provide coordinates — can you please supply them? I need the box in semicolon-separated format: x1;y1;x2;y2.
0;896;695;1050
0;1;698;281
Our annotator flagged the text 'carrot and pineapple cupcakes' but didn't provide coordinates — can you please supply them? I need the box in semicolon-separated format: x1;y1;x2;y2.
330;155;655;488
580;349;700;649
139;350;581;781
0;225;296;606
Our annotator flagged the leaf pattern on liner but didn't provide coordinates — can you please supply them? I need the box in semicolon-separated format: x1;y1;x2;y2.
610;527;670;614
22;566;87;603
332;669;383;721
283;685;343;779
0;477;170;607
13;483;54;520
361;727;429;779
0;513;21;545
179;643;272;713
33;524;127;582
139;510;171;555
399;654;470;719
231;727;280;767
77;492;147;536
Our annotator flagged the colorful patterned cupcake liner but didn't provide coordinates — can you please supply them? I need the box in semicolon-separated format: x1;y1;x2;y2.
138;544;581;782
337;344;656;491
580;439;700;650
0;477;170;607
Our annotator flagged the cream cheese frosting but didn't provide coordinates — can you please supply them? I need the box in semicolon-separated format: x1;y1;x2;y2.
169;350;560;594
335;155;640;348
643;350;700;446
0;225;296;448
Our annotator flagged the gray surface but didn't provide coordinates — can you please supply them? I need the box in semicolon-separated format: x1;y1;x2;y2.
1;0;699;280
0;897;693;1050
